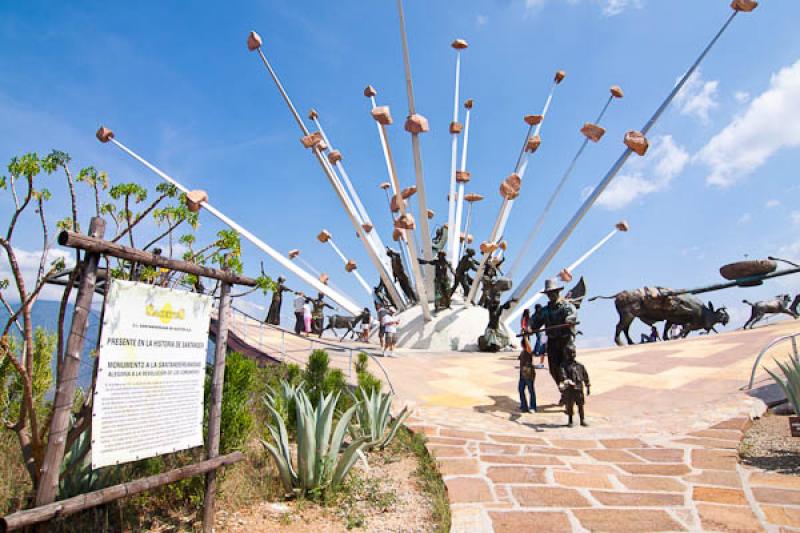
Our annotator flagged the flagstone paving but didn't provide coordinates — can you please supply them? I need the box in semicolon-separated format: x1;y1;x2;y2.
229;314;800;531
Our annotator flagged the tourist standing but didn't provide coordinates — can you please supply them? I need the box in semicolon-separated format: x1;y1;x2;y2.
381;307;399;357
377;303;390;348
293;292;305;335
518;337;537;413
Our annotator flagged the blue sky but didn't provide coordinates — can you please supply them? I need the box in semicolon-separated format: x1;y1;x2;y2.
1;0;799;347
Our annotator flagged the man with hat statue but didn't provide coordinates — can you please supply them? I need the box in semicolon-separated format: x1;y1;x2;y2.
526;278;579;395
266;276;292;326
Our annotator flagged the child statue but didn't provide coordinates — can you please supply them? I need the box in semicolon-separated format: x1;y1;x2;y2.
558;347;590;427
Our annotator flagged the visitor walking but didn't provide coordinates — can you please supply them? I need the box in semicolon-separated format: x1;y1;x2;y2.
381;307;399;357
518;337;537;413
359;307;372;342
293;292;306;335
377;303;390;348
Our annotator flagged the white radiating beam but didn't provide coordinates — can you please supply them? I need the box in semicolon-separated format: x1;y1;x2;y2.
452;99;472;266
446;41;466;269
327;237;373;295
466;76;562;304
505;223;626;327
103;135;362;316
396;0;435;293
505;9;743;316
249;36;405;311
507;91;619;278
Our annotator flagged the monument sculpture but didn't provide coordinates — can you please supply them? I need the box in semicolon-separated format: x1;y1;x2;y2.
742;295;799;329
386;247;416;304
419;250;456;312
451;247;479;298
265;276;292;325
558;348;591;427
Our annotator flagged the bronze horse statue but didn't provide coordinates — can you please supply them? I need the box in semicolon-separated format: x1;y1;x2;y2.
590;287;729;346
742;295;798;329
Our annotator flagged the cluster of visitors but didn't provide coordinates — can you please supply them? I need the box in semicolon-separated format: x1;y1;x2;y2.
291;291;332;336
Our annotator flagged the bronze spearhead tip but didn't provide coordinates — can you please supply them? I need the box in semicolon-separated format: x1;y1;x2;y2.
288;249;300;259
308;108;318;120
616;220;630;232
317;230;331;243
464;193;484;202
580;123;606;143
554;70;566;84
247;31;262;51
464;98;474;109
364;85;377;97
319;273;329;284
524;114;543;126
185;190;208;213
559;268;574;283
624;130;649;156
379;182;391;190
401;185;417;199
451;38;468;50
345;260;358;273
610;85;624;98
96;126;114;143
404;114;430;134
731;0;758;12
427;209;435;219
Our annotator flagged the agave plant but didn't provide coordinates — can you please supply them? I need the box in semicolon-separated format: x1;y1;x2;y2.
766;356;800;414
350;386;410;451
58;419;118;499
264;380;299;426
262;388;366;495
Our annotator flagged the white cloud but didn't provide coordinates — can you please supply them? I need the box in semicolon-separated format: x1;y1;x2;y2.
734;91;751;104
791;211;800;225
476;14;488;26
597;135;690;210
523;0;640;16
675;68;719;123
738;213;752;224
602;0;642;16
0;247;76;302
766;199;781;208
696;59;800;188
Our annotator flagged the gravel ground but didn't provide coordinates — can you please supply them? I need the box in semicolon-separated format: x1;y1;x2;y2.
740;412;800;474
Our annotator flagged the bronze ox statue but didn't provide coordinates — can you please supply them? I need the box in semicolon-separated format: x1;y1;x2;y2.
590;287;729;346
742;295;799;329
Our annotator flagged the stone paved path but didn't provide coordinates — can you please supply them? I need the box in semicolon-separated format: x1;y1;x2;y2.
230;313;800;531
392;321;800;532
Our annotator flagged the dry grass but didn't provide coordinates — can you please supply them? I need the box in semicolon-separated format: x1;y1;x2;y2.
0;430;32;516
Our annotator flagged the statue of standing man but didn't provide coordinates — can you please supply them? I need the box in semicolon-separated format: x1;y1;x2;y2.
386;247;416;304
526;278;579;397
419;250;456;312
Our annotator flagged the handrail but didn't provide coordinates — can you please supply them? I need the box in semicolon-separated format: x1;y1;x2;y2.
745;332;800;390
224;305;396;394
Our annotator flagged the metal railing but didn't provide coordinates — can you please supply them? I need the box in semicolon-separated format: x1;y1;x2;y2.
222;305;396;394
745;332;800;390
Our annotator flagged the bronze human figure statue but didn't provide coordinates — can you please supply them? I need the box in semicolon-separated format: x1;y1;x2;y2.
526;278;579;394
312;292;335;336
419;250;456;312
373;279;392;310
558;348;590;427
478;292;516;352
451;248;479;298
266;276;292;325
479;257;505;306
386;247;416;303
431;225;448;255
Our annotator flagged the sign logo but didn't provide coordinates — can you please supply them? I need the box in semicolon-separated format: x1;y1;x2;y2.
145;303;186;325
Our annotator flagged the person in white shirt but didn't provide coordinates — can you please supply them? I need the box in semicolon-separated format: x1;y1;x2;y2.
303;298;312;335
381;307;399;356
293;292;306;335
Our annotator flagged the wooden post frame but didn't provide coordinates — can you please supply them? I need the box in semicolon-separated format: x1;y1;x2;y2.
35;217;106;507
6;219;258;531
203;277;232;531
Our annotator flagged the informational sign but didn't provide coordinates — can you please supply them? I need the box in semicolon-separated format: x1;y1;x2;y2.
92;280;212;469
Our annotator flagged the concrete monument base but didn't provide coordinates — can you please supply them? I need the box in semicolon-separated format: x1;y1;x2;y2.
384;296;515;351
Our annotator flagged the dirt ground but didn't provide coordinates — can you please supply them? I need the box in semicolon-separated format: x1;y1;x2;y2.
741;411;800;474
213;446;436;533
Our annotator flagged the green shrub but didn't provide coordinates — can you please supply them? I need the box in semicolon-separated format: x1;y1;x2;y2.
204;352;258;453
350;387;409;451
261;388;366;498
767;356;800;414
